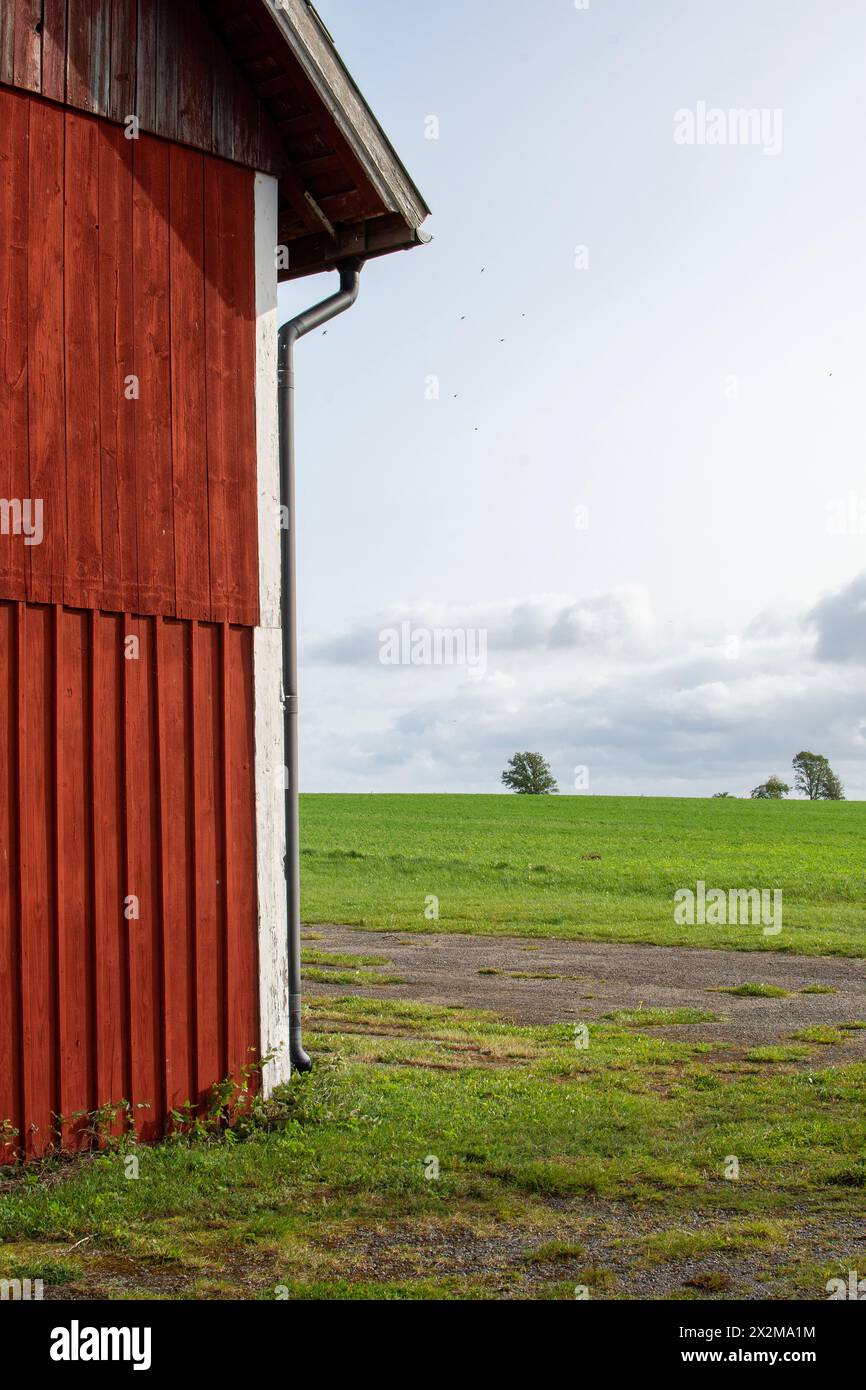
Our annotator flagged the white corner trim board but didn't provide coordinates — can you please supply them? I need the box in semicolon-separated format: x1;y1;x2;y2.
253;172;291;1091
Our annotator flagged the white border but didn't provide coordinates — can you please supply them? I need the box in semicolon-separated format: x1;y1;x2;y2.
253;172;291;1091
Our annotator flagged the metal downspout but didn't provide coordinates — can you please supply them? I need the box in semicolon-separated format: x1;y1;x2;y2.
277;261;362;1073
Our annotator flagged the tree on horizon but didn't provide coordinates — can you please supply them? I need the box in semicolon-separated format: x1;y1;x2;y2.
750;775;790;800
501;752;558;795
792;751;845;801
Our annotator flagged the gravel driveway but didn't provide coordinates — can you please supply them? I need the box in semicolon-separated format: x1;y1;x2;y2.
304;926;866;1056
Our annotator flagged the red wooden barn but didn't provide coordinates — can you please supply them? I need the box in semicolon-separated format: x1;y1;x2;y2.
0;0;428;1157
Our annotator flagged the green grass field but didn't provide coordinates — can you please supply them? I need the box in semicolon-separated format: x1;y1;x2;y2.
3;791;865;1300
2;997;865;1300
301;794;866;956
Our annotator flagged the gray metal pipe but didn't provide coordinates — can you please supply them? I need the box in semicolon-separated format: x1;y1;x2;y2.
278;261;362;1073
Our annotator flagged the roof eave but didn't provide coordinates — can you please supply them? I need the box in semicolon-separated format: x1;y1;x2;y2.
261;0;431;237
278;214;431;283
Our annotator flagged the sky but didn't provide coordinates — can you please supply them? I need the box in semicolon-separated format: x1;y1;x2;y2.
278;0;866;798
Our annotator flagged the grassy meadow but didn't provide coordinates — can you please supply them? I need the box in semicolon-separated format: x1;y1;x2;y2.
3;995;866;1300
3;791;865;1300
301;794;866;956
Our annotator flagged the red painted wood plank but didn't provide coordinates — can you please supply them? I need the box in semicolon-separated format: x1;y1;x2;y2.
123;615;163;1141
26;99;65;606
132;135;175;616
0;86;30;602
64;112;103;610
156;618;196;1115
56;607;95;1149
169;145;210;620
13;0;42;92
224;624;259;1085
202;160;233;625
18;602;58;1156
0;603;23;1162
229;177;260;628
92;612;129;1131
41;0;69;104
192;622;226;1096
98;122;138;614
205;160;259;627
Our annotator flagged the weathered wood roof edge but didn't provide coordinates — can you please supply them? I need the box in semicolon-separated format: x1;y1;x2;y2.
264;0;431;232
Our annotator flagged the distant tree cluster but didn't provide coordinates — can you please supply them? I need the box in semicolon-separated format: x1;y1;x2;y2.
750;752;844;802
501;750;845;799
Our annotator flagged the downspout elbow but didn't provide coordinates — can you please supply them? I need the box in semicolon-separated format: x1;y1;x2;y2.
290;1007;312;1074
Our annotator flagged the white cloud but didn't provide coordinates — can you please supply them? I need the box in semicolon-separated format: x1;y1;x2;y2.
310;587;656;665
300;572;866;798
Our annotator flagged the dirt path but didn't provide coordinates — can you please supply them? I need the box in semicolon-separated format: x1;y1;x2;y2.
304;926;866;1056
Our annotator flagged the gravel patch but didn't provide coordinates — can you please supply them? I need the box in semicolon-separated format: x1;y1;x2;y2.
304;927;866;1056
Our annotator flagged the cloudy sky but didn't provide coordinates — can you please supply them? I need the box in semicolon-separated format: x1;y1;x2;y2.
278;0;866;797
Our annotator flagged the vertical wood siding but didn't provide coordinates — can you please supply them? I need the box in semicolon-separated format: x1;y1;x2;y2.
0;84;261;626
0;603;260;1159
0;83;265;1159
0;0;283;174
